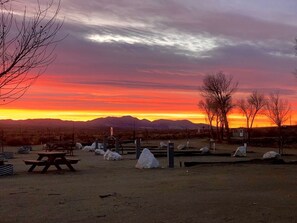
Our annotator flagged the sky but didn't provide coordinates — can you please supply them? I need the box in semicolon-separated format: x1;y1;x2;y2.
1;0;297;127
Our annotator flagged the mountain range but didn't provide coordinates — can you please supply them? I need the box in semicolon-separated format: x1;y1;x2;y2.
0;116;209;130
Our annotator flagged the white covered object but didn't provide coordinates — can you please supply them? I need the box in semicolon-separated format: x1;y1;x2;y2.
159;141;168;148
103;150;122;161
177;144;186;150
95;149;105;155
263;151;280;159
82;145;95;152
82;142;104;152
135;148;160;169
91;142;104;149
200;146;209;154
233;145;246;157
75;142;83;150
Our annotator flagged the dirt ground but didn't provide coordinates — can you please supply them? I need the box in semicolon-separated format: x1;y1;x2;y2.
1;139;297;223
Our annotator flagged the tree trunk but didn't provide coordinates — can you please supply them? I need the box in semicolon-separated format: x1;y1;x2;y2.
278;126;283;155
215;116;220;142
247;127;251;144
222;112;230;143
209;120;214;140
220;123;224;142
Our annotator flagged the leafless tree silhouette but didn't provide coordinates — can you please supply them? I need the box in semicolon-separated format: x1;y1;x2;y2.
198;98;216;139
0;0;63;104
265;92;291;154
237;90;266;142
200;71;238;142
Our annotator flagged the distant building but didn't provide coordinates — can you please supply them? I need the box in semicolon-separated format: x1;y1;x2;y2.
232;128;247;138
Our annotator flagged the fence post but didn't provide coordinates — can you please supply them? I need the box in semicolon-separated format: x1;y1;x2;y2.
167;142;174;168
95;138;99;149
136;138;141;159
103;137;107;152
115;138;120;153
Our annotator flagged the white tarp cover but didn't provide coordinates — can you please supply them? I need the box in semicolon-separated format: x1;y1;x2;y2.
135;148;160;169
103;150;122;161
263;151;280;159
75;143;83;150
159;141;168;148
200;146;209;154
233;146;246;157
82;145;95;152
95;149;105;155
177;144;186;150
17;146;31;154
82;142;104;152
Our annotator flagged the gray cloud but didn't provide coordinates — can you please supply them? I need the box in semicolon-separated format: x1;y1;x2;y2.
25;0;297;113
66;79;199;92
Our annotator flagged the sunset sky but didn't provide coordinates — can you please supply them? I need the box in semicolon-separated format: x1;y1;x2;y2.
1;0;297;127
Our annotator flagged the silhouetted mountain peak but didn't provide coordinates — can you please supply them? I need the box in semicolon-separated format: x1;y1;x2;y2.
0;116;208;130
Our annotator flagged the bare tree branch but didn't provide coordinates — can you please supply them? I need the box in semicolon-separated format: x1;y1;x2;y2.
200;71;238;142
198;98;217;139
0;0;64;104
265;92;290;127
237;90;266;143
265;92;291;154
238;90;266;129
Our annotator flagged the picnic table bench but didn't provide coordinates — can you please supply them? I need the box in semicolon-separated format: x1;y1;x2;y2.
24;151;80;173
24;160;47;166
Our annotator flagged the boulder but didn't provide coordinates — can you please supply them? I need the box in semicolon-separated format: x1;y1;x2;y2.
200;147;210;154
263;151;281;159
103;150;122;161
135;148;160;169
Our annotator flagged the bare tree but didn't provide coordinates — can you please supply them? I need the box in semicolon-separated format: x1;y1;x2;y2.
0;0;63;104
198;98;216;139
200;71;238;142
265;92;291;154
237;90;266;142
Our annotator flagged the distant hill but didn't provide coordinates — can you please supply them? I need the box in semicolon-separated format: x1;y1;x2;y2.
0;116;209;130
85;116;151;129
0;119;74;128
151;119;201;129
85;116;209;129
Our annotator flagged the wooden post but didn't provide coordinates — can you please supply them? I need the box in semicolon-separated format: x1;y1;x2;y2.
95;138;99;149
115;138;119;153
167;142;174;168
103;138;107;151
136;138;141;159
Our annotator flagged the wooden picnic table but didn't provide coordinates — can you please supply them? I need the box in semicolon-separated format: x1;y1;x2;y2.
24;151;79;173
45;141;75;156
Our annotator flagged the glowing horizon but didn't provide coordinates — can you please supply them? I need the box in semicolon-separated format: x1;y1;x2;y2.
0;107;294;129
0;108;204;122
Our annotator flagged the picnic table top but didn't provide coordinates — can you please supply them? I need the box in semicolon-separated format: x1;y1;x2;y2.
38;151;67;156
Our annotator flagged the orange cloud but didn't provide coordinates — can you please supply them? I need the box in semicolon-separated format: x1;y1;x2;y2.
1;72;296;128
